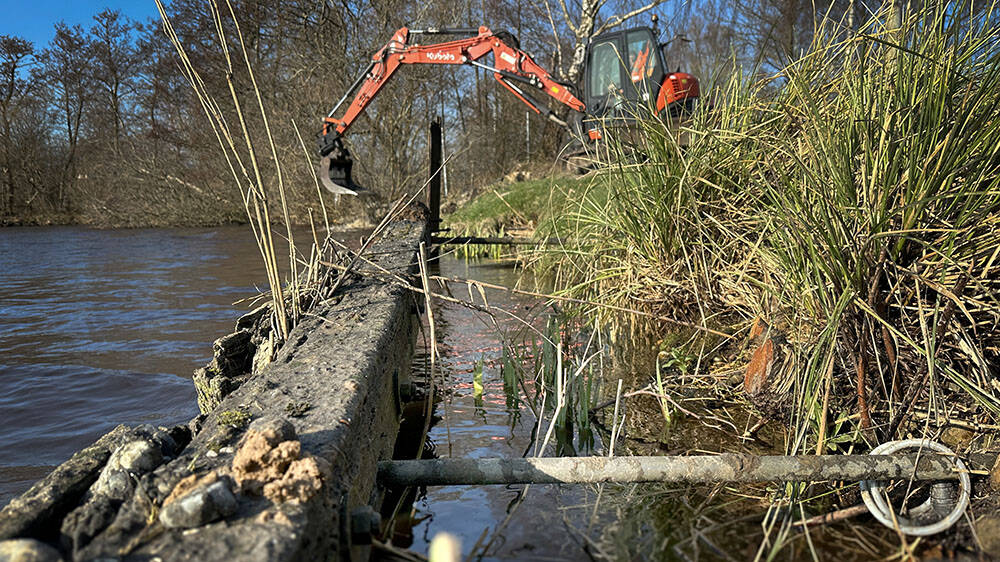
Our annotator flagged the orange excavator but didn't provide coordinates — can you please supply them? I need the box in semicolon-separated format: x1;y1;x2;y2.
317;24;699;195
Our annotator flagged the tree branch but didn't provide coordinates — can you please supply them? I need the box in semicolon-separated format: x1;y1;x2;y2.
556;0;579;35
595;1;662;36
539;0;566;77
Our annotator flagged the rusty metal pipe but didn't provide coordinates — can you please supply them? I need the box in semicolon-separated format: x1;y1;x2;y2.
378;453;995;487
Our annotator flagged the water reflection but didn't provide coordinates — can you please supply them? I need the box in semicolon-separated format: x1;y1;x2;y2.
400;256;598;560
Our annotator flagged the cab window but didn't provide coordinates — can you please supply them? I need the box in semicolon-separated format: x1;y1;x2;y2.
626;31;655;83
588;41;623;98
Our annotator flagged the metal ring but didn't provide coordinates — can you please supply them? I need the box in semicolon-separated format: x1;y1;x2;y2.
859;439;971;536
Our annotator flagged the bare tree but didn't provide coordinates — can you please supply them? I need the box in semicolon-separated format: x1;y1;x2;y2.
548;0;673;83
728;0;827;72
89;9;140;153
38;24;92;209
661;1;738;84
0;35;34;214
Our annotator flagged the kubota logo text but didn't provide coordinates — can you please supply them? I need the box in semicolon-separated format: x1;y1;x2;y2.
426;52;456;61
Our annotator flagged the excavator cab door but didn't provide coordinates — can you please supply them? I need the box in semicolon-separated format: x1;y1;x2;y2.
624;28;666;106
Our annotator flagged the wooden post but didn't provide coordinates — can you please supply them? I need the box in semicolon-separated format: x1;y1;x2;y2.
428;119;442;231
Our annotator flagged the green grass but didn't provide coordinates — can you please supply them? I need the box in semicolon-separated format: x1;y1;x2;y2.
444;175;593;236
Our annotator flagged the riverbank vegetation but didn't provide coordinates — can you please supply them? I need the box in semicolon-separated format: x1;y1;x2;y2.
459;0;1000;447
446;2;1000;555
564;0;999;443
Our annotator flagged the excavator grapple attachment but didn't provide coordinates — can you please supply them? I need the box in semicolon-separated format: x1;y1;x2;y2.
319;138;366;196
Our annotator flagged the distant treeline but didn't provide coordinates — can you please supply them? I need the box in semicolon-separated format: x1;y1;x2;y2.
1;0;906;226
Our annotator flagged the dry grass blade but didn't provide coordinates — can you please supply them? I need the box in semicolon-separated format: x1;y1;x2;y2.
155;0;318;341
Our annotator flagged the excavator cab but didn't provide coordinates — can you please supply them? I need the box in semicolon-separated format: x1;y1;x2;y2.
580;26;698;132
583;27;664;116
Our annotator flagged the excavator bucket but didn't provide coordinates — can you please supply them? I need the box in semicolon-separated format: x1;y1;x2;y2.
319;139;367;196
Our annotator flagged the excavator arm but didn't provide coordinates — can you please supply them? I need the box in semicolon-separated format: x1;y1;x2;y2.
317;26;585;195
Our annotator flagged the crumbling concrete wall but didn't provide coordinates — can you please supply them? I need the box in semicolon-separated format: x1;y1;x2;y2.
0;216;427;561
193;302;276;414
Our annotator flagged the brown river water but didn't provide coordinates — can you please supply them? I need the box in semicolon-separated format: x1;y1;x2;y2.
402;257;600;560
0;226;365;506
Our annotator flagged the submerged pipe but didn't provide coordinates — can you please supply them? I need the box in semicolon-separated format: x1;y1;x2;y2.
378;453;995;487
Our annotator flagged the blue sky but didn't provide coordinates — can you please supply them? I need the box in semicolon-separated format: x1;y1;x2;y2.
0;0;158;49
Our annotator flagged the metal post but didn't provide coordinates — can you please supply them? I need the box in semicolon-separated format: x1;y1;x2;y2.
428;119;442;231
525;111;530;159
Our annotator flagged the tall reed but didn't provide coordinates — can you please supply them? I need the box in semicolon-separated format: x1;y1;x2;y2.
542;1;1000;452
156;0;316;346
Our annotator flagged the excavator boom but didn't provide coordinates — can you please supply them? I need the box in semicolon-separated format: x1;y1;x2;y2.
317;26;585;195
